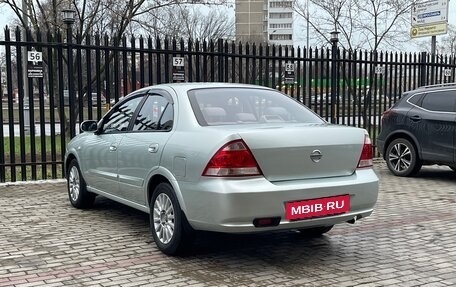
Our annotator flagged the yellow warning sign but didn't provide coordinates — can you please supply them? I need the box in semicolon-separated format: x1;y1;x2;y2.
410;23;448;38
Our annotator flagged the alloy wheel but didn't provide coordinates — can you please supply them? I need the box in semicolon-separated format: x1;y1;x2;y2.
68;166;80;202
153;193;175;245
388;142;412;172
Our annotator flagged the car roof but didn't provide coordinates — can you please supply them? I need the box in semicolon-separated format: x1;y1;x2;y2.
131;82;275;96
395;83;456;104
414;83;456;93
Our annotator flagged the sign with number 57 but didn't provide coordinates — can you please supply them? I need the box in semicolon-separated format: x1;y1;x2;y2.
28;51;43;62
172;57;185;82
173;57;184;67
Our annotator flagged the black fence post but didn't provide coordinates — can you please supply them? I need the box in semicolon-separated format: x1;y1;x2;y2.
64;13;76;139
419;51;427;87
218;39;223;82
330;32;340;124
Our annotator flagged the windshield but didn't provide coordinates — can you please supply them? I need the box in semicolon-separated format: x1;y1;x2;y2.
188;87;325;126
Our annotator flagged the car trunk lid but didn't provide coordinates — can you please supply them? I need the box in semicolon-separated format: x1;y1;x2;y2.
238;124;366;182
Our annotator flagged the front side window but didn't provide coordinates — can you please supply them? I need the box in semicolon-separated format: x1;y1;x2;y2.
102;96;143;133
188;88;324;126
133;95;174;131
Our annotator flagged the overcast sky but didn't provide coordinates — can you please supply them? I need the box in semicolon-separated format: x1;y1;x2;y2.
1;1;455;51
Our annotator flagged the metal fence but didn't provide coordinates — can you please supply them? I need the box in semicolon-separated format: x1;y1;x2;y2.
1;26;456;182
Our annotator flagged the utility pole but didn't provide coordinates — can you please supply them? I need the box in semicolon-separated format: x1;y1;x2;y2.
306;0;310;100
431;35;436;55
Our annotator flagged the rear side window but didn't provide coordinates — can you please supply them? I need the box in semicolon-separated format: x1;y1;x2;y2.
188;88;324;126
420;91;456;112
407;93;424;106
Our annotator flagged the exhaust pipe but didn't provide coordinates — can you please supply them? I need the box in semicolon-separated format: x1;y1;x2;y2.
347;216;357;224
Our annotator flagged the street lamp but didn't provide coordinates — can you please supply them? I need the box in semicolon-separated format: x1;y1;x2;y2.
62;8;75;45
330;31;339;124
330;31;339;44
62;9;76;26
62;8;76;138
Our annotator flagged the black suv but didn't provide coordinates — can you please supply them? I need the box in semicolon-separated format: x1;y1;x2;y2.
377;84;456;176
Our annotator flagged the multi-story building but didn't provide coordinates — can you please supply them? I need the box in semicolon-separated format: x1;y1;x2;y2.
267;0;293;46
235;0;293;46
235;0;266;44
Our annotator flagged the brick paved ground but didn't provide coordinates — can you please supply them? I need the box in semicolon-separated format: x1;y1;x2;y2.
1;163;455;287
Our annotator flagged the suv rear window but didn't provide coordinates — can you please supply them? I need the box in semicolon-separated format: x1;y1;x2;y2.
407;93;424;106
420;91;456;112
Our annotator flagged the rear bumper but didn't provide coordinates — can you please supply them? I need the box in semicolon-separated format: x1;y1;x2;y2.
178;168;379;233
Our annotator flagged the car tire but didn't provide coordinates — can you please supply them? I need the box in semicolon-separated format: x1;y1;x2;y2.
150;182;194;255
385;138;421;177
298;225;333;237
67;159;96;209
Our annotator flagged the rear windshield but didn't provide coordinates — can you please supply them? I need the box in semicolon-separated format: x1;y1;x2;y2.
188;87;325;126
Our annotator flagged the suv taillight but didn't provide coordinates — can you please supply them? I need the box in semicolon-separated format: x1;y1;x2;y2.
357;133;373;168
203;140;262;177
381;108;393;122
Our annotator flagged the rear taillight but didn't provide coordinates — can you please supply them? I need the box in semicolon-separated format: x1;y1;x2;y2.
203;140;262;177
381;108;393;122
357;133;373;168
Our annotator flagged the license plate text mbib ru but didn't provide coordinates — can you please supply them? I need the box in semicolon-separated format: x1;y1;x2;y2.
285;195;350;221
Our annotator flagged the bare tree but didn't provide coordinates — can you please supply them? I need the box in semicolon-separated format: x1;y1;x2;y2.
0;0;230;137
0;48;19;100
294;0;412;51
412;25;455;57
0;0;229;42
151;5;234;41
354;0;412;51
295;0;358;49
438;24;456;55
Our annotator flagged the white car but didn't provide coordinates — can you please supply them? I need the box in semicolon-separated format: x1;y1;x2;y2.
65;83;379;255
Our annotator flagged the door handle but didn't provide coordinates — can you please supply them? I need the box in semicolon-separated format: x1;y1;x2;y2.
109;145;117;151
148;143;159;153
410;115;421;122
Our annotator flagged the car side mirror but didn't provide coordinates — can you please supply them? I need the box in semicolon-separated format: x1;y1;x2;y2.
80;120;98;133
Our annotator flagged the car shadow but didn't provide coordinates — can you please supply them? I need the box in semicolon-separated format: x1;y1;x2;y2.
376;164;456;183
182;230;336;259
89;196;150;226
87;196;338;259
416;166;456;182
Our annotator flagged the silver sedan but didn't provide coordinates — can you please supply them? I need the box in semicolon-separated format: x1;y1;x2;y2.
65;83;379;255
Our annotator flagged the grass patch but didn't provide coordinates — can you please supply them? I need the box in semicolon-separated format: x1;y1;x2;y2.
3;166;64;182
1;135;66;182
